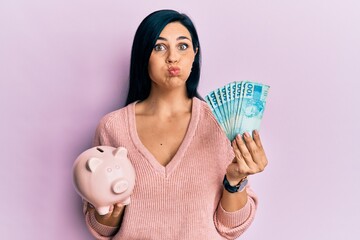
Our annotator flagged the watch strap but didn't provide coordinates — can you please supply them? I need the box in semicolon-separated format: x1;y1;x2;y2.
223;175;248;193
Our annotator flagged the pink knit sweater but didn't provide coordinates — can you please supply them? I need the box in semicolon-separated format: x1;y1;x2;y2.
84;97;257;240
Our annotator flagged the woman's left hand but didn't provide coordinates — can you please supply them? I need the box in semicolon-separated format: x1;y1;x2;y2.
226;130;268;185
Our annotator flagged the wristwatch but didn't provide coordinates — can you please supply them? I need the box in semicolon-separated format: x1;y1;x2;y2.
223;175;248;193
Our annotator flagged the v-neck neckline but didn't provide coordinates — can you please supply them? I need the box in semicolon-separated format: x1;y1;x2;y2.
128;97;200;178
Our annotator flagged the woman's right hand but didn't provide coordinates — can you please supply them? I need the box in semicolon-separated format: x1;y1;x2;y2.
86;202;125;227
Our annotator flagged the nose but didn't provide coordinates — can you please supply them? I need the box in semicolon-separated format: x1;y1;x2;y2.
112;180;129;194
166;47;179;64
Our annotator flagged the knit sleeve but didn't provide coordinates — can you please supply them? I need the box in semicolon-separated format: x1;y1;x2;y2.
84;207;119;239
214;186;258;239
92;112;117;147
92;117;107;147
84;116;120;238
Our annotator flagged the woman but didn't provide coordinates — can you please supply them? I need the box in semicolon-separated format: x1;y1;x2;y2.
84;9;268;240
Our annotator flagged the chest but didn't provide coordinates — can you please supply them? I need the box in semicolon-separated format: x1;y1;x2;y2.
135;114;191;166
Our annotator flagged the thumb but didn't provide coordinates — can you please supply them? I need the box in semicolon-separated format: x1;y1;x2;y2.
112;203;125;217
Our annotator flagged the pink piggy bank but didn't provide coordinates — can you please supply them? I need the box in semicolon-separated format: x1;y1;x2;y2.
73;146;136;215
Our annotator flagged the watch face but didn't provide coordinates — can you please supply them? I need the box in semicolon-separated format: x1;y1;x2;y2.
223;175;248;193
237;178;248;192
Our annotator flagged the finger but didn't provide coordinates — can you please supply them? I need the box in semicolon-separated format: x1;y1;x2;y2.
232;138;247;164
252;130;263;149
243;132;263;164
112;203;124;217
83;200;89;213
234;135;259;175
250;130;268;170
235;133;253;164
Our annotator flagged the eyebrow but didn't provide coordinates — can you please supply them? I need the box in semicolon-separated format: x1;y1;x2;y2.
157;36;191;41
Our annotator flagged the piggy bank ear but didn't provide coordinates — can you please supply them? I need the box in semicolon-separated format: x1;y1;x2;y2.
86;157;103;172
113;147;128;158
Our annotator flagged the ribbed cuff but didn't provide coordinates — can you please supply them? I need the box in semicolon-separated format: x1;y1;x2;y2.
217;196;253;228
86;211;119;237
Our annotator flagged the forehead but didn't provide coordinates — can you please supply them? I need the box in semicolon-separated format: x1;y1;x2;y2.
158;22;192;40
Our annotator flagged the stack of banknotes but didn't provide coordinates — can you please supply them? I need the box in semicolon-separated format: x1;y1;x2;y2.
205;81;270;141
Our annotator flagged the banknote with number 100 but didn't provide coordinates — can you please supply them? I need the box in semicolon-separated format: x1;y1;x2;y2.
205;81;270;141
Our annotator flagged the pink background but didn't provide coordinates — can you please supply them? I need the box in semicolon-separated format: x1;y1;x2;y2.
1;0;359;239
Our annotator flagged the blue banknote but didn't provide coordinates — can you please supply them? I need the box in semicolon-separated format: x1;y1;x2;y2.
205;93;224;125
205;81;270;141
237;81;269;137
205;91;228;134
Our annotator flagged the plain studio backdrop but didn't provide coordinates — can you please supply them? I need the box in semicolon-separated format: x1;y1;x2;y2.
1;0;359;239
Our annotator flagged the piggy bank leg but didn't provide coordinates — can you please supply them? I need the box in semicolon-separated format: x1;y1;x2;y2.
96;206;111;215
122;197;131;205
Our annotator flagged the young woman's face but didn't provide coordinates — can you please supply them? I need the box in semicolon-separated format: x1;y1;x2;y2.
148;22;197;90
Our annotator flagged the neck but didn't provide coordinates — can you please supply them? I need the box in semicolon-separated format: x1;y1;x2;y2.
139;87;192;117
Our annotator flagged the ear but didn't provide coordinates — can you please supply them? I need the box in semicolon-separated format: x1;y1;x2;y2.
113;147;128;158
86;157;103;172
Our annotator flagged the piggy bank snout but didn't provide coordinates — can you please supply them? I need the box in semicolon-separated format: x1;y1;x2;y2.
112;180;129;194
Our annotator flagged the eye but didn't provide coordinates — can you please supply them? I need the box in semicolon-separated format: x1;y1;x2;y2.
154;44;166;51
178;43;189;50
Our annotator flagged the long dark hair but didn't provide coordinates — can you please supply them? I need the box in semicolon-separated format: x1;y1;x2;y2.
125;9;202;105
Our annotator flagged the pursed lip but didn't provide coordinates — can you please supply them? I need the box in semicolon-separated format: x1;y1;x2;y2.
168;66;180;76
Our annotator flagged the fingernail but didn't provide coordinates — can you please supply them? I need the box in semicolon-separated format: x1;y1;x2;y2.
244;132;250;138
253;130;258;136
